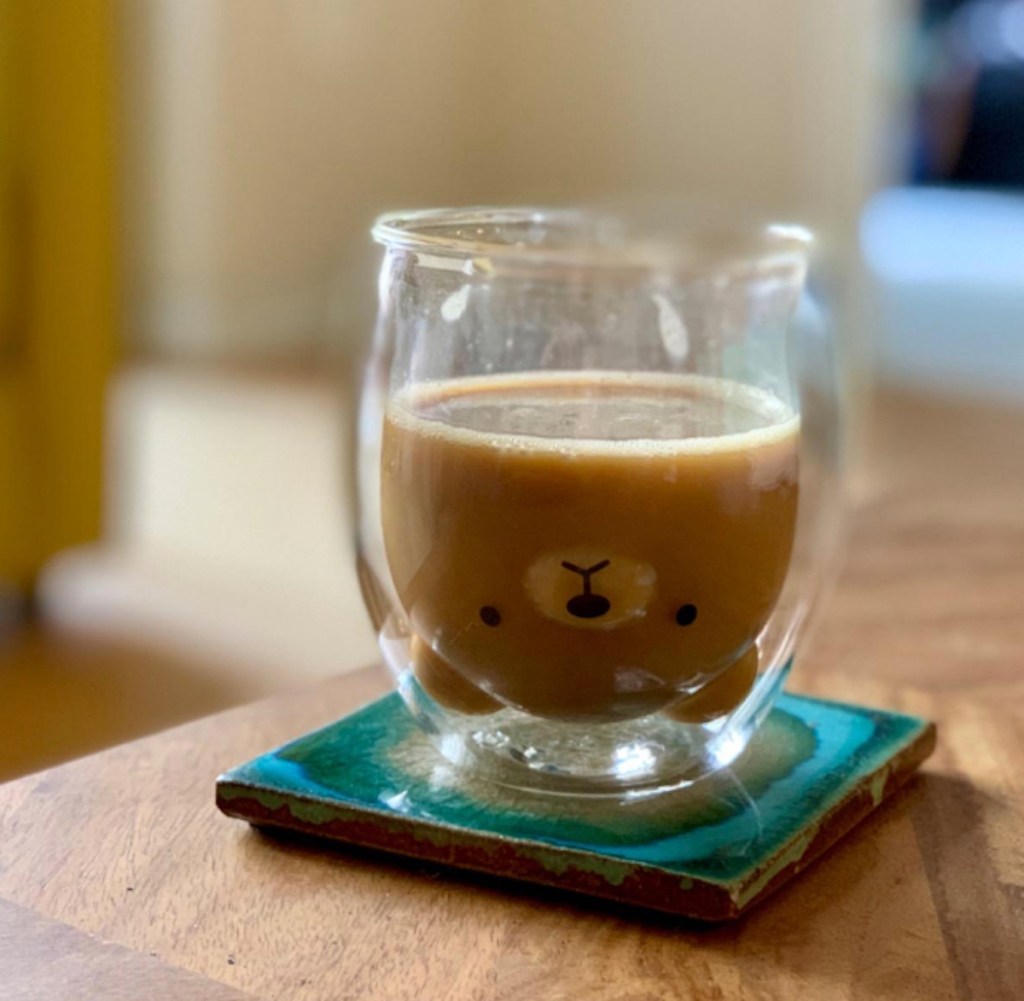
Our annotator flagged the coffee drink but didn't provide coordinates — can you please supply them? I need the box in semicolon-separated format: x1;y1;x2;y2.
381;371;798;723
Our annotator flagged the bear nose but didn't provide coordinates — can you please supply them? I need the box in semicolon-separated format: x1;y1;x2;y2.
567;593;611;618
525;549;656;629
561;559;612;619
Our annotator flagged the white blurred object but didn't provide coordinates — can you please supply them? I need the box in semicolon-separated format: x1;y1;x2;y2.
39;368;378;682
109;369;350;594
863;187;1024;404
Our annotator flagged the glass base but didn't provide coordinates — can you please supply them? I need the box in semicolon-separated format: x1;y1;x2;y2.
395;670;754;798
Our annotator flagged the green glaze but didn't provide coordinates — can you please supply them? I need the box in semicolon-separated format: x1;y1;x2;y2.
217;692;932;916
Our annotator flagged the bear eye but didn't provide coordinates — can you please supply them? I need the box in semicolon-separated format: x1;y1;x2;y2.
479;605;502;627
675;604;698;627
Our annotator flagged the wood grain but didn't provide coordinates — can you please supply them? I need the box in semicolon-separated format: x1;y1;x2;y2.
0;897;257;1000
0;387;1022;1000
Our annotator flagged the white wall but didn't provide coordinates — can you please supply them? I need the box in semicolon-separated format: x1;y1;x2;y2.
121;0;911;370
122;0;484;360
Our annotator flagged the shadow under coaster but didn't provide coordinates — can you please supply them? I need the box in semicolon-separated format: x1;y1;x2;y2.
217;692;935;921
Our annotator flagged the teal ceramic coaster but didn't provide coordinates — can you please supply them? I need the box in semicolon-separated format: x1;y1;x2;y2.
217;693;934;921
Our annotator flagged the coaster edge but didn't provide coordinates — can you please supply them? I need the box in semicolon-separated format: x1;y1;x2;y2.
215;709;936;921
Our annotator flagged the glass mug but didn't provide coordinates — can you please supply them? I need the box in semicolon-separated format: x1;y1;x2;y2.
357;207;840;797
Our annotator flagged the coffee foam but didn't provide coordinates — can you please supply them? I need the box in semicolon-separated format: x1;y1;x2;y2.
387;371;799;458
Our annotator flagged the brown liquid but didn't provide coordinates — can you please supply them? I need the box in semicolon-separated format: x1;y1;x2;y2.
381;372;799;722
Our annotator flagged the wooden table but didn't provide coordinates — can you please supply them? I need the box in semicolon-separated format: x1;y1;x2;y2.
1;388;1023;1000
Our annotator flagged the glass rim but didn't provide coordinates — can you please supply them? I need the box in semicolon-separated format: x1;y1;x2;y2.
372;205;813;280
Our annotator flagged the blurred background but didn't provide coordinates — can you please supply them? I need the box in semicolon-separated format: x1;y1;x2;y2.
1;0;1021;780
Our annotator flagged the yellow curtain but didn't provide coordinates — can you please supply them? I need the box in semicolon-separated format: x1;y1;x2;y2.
0;0;117;590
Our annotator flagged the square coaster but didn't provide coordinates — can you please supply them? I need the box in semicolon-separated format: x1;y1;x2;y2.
217;693;934;921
